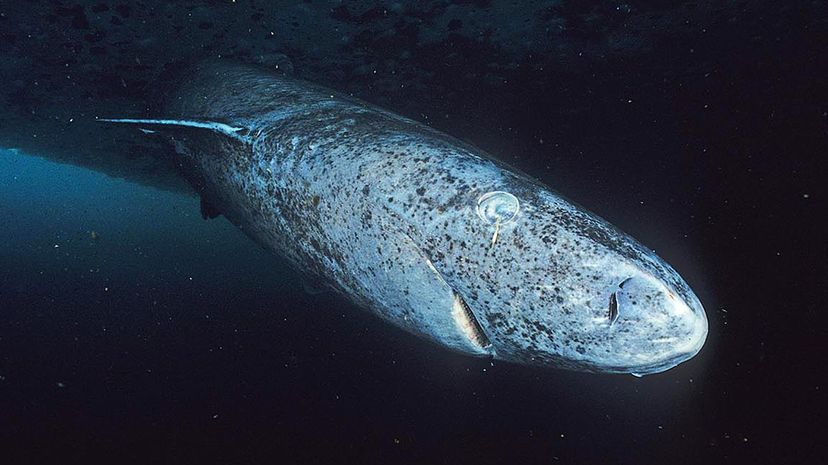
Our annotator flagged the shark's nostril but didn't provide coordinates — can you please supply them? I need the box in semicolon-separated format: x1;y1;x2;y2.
608;277;637;325
612;275;687;326
608;291;620;325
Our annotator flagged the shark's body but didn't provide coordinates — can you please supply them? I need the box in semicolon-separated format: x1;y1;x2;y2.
105;61;707;375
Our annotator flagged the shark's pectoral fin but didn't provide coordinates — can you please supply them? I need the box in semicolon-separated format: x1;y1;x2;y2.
99;118;251;143
362;214;494;356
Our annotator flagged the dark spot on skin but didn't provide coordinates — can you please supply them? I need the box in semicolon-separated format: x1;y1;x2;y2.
311;195;320;206
416;187;426;196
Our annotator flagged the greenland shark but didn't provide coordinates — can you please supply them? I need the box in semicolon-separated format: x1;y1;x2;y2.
103;60;707;375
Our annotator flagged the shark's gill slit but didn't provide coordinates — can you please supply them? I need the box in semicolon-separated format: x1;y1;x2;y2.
451;292;491;349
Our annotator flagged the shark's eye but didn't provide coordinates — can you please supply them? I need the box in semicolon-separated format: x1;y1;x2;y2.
476;191;520;225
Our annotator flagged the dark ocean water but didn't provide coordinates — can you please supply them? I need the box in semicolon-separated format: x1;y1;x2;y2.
0;1;825;464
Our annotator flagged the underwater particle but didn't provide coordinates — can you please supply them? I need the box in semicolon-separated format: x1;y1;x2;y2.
253;53;294;73
90;230;99;240
56;382;65;388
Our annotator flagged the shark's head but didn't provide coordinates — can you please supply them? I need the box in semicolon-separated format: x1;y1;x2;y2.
415;170;708;376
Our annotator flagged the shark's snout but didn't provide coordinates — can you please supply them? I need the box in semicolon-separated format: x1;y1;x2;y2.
606;274;708;375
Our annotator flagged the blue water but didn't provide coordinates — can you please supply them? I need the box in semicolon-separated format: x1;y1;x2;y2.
1;148;252;275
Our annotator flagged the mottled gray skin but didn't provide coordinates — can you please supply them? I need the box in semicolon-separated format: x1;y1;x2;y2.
117;61;707;375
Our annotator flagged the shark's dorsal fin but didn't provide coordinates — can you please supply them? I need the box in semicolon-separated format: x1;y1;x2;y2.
99;118;250;142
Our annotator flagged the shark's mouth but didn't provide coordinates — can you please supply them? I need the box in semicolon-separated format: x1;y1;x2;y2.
451;292;492;350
